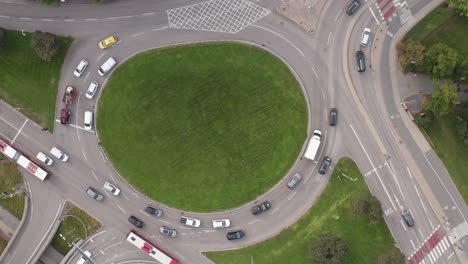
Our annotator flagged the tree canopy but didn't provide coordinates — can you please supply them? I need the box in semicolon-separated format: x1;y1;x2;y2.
31;31;59;61
424;80;459;116
310;233;348;264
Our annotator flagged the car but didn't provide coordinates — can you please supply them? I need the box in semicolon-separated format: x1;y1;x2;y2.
98;57;117;76
86;187;104;202
319;156;332;175
160;226;177;238
346;0;361;15
60;108;71;125
128;215;144;228
144;206;162;217
76;250;91;264
212;219;231;228
36;152;53;166
99;36;118;49
361;28;371;46
356;51;366;72
84;111;94;130
402;209;415;227
103;182;120;196
329;108;338;126
180;216;201;227
287;173;302;189
227;230;245;240
251;201;271;215
86;81;99;99
74;60;88;77
50;147;69;162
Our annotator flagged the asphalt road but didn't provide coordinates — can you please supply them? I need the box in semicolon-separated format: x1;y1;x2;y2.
0;0;466;263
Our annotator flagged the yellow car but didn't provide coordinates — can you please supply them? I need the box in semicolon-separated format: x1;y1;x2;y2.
98;36;117;49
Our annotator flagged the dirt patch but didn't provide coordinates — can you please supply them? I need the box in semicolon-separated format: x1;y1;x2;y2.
276;0;327;33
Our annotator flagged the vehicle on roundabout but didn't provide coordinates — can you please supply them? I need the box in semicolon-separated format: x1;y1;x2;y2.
73;60;88;77
144;205;162;217
346;0;361;15
86;187;104;202
329;108;338;126
304;130;322;160
212;219;231;228
99;35;118;49
86;81;99;99
36;152;53;166
60;108;71;125
50;147;69;162
103;182;120;195
227;230;245;240
361;28;371;46
160;226;177;238
251;201;271;215
319;156;332;175
76;250;91;264
84;111;94;130
98;57;117;76
180;216;201;227
129;215;144;228
356;51;366;72
287;173;302;189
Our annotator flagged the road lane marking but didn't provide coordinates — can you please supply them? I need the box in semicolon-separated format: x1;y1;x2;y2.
407;167;414;179
159;219;170;224
152;26;168;32
311;65;319;80
82;150;88;161
96;53;104;62
410;239;415;249
122;192;130;201
303;175;311;184
248;219;259;225
117;204;127;214
91;170;98;181
0;15;11;19
85;18;97;21
227;226;239;231
448;252;454;259
64;19;75;22
418;229;424;239
99;151;106;162
100;250;105;256
131;32;145;37
386;160;405;199
287;192;296;201
334;9;342;21
327;32;332;47
174;250;185;259
251;25;305;57
269;207;279;215
11;119;28;144
84;72;90;82
107;15;134;19
20;17;32;20
350;124;396;210
142;12;155;16
109;172;115;182
40;19;54;21
180;226;191;229
369;7;381;25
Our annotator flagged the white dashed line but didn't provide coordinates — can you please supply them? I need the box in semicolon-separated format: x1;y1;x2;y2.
287;192;296;201
85;18;97;21
0;15;11;19
84;72;90;82
117;204;127;214
159;219;170;224
327;32;332;47
152;26;168;32
303;175;311;184
107;15;134;20
19;17;32;20
400;220;407;231
248;219;259;225
142;12;155;16
91;170;99;181
269;207;279;215
96;53;104;62
174;251;185;259
109;172;115;182
131;32;145;37
41;19;54;21
227;226;239;231
311;65;319;80
82;150;88;161
64;19;75;22
410;239;415;250
334;9;342;21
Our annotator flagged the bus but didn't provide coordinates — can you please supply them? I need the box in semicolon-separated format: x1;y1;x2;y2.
126;231;178;264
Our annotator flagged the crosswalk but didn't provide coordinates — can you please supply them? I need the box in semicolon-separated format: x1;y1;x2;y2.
449;221;468;242
398;1;414;25
407;226;450;264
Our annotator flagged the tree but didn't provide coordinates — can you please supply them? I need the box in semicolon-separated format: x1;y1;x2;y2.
448;0;468;17
367;195;383;227
397;40;425;71
351;195;368;219
0;28;5;51
377;247;406;264
424;43;460;79
423;80;459;116
31;31;59;61
414;111;434;129
310;234;348;264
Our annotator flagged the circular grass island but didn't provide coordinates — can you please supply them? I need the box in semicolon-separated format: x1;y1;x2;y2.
98;42;307;212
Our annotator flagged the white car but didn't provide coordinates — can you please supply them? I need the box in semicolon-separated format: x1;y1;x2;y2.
212;219;231;228
50;147;69;162
103;182;120;196
180;216;201;227
74;60;88;77
84;111;93;130
36;152;53;166
77;251;91;264
86;81;99;99
361;28;371;46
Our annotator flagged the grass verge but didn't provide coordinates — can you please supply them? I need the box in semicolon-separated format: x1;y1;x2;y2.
404;4;468;56
206;158;399;264
51;202;101;255
0;29;72;130
0;158;25;219
99;42;307;212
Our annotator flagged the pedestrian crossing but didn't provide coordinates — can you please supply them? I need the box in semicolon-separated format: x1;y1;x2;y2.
407;225;450;264
398;1;414;25
449;221;468;242
418;236;450;264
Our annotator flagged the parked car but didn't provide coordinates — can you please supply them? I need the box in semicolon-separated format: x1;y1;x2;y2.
74;59;88;77
76;251;91;264
287;173;302;189
103;182;120;196
144;206;162;217
99;36;118;49
128;215;144;228
251;201;271;215
402;209;415;227
346;0;361;15
50;147;69;162
86;187;104;202
60;108;71;125
212;219;231;228
86;81;99;99
319;156;332;175
36;152;53;166
180;216;201;227
356;51;366;72
329;108;338;126
361;28;371;46
227;230;245;240
160;226;177;238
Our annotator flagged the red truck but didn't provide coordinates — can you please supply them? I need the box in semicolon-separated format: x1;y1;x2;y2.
60;86;75;125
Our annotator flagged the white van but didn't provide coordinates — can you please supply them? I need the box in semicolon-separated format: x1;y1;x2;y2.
84;111;93;130
50;147;69;162
36;152;53;166
98;57;117;76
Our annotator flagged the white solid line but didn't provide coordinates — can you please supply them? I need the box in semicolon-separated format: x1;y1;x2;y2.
248;219;259;225
448;252;454;259
251;25;305;57
386;160;405;199
131;32;144;37
69;123;94;132
334;9;343;21
410;239;415;249
102;241;122;252
269;208;279;215
0;15;11;18
82;150;88;161
117;204;127;214
287;192;296;201
311;66;319;79
142;12;155;16
152;26;168;32
11;119;28;144
350;124;396;210
96;53;104;62
20;17;32;20
369;7;381;26
327;32;332;47
91;170;98;181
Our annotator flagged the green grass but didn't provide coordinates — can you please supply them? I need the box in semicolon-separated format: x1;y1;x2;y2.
98;42;307;212
0;158;25;219
206;158;398;264
423;103;468;203
51;203;101;255
0;238;7;255
0;30;72;129
405;4;468;57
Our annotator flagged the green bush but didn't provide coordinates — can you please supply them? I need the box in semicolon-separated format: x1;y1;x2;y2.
310;234;348;264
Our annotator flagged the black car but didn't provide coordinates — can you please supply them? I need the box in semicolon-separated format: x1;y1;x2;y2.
60;108;71;125
128;215;144;228
227;230;246;240
402;210;415;227
356;51;366;72
251;201;271;215
319;156;332;175
329;108;338;126
144;206;162;217
346;0;361;15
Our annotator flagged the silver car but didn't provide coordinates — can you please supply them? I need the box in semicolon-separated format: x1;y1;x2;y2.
86;187;104;202
287;173;302;189
160;226;177;238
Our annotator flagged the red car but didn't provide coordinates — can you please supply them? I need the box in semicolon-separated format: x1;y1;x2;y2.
60;109;71;125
